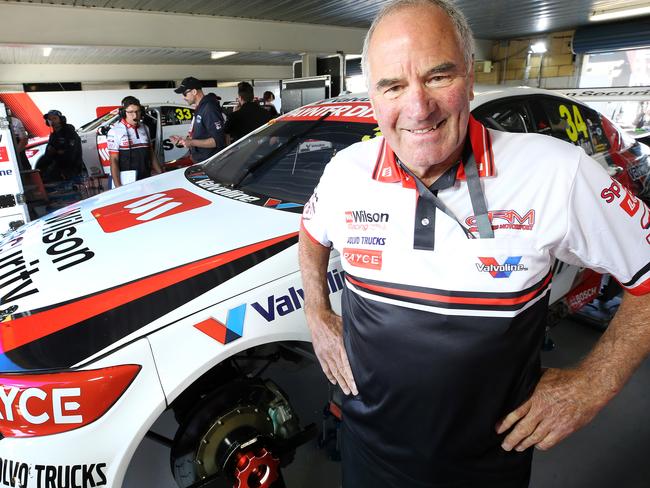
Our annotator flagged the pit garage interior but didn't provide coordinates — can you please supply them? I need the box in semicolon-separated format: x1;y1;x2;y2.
0;1;649;487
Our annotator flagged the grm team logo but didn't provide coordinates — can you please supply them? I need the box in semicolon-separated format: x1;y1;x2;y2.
477;256;527;278
92;189;211;233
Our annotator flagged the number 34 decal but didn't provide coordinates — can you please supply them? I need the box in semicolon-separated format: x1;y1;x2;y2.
175;108;192;121
558;104;588;143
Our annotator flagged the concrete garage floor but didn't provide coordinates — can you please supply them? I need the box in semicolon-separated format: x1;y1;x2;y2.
123;317;650;488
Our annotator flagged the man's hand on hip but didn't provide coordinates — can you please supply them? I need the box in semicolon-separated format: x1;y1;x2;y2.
307;308;358;396
496;368;604;452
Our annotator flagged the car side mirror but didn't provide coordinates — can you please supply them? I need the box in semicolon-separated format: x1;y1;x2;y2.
98;126;110;136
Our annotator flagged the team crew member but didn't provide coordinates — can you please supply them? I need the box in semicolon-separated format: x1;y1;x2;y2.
107;96;162;188
7;109;30;171
36;110;84;183
262;90;279;117
171;77;226;163
299;1;650;487
224;81;273;143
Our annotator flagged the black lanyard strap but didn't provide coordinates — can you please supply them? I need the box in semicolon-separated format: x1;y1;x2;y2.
398;141;494;241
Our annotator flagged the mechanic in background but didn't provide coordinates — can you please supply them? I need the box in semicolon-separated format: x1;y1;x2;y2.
262;91;279;118
6;108;30;171
36;110;84;183
299;1;650;487
170;77;226;163
108;96;162;188
224;81;273;143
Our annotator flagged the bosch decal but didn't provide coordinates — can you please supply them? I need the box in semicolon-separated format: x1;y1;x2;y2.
92;189;211;233
342;248;383;270
476;256;528;278
41;208;95;272
195;180;260;203
0;459;107;488
346;236;386;246
465;209;535;232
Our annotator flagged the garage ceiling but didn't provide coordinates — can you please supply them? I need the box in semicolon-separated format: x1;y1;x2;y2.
0;0;648;67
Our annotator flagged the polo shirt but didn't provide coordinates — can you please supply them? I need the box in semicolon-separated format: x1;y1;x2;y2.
107;120;152;181
224;102;273;142
190;93;226;163
302;116;650;485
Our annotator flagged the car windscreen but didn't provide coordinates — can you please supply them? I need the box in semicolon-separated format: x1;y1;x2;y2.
203;119;378;204
78;110;119;132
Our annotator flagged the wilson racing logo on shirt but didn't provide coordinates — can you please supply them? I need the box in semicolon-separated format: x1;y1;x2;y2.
476;256;528;278
345;210;390;231
92;189;211;233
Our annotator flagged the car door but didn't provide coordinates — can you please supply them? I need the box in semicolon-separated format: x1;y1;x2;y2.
160;105;194;165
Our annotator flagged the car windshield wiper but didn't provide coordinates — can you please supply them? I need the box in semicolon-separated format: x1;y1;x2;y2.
207;113;330;188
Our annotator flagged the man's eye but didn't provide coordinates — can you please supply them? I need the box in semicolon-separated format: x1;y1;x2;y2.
427;75;454;88
384;85;402;96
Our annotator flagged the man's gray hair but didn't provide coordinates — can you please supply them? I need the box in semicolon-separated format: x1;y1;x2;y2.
361;0;475;89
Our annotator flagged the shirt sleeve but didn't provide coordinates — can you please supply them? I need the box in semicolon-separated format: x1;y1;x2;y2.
106;126;119;154
554;151;650;296
301;159;339;248
201;106;225;142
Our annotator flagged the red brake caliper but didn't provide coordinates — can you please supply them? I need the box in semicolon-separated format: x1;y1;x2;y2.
234;447;280;488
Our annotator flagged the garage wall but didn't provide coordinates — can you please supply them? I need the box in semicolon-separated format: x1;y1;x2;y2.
474;31;579;89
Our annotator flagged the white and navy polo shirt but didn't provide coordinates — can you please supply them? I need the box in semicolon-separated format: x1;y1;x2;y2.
302;116;650;485
107;120;153;180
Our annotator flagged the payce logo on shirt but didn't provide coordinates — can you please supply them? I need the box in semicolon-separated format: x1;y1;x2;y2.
476;256;528;278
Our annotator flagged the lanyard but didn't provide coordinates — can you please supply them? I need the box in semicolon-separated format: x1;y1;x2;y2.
398;141;494;240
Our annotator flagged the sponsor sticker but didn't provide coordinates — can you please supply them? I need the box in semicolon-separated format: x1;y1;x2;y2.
477;256;527;278
343;248;383;270
92;188;211;233
0;147;8;163
0;459;108;487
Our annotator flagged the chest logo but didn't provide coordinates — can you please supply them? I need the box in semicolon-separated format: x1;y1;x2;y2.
343;248;383;270
477;256;527;278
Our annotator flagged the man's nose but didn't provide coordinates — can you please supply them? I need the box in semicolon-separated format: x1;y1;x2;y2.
405;84;435;120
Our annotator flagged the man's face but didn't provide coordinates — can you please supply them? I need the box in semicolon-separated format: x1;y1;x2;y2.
47;115;62;129
367;5;474;178
182;89;198;107
124;104;141;126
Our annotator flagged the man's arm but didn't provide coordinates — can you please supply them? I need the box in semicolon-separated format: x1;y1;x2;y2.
110;153;121;187
299;228;358;396
498;291;650;451
184;137;216;149
150;147;162;175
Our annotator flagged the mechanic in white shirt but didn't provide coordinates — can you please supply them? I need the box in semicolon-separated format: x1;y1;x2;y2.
299;1;650;487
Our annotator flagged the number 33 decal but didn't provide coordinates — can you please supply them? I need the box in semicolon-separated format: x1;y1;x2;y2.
558;104;588;143
175;108;192;121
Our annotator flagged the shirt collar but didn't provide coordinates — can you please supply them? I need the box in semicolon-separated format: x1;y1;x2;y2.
372;115;496;187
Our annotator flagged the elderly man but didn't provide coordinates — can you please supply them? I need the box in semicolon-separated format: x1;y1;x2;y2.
299;1;650;487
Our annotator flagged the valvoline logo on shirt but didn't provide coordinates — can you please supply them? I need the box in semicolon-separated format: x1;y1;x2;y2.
476;256;527;278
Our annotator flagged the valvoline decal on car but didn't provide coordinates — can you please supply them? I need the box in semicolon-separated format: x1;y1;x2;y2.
195;268;344;345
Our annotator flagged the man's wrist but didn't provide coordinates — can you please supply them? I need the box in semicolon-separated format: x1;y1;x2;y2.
185;137;192;148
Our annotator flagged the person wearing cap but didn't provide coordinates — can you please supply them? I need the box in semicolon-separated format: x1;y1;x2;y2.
36;110;83;183
170;77;226;163
224;81;274;144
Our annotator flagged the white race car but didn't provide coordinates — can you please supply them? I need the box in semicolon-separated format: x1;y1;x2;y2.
0;87;647;488
25;104;196;178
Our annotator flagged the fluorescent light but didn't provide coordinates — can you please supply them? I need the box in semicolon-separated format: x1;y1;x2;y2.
210;51;237;60
530;42;547;54
590;5;650;21
42;47;52;57
345;54;362;60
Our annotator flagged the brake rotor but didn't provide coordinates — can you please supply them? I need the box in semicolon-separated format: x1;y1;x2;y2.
234;447;280;488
